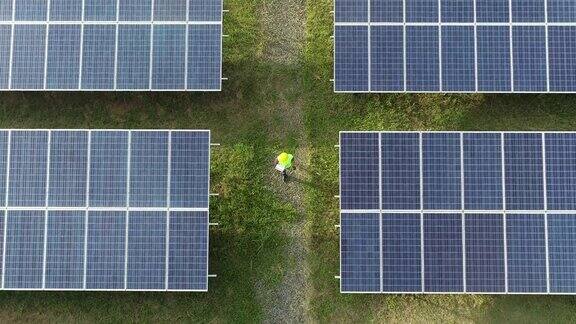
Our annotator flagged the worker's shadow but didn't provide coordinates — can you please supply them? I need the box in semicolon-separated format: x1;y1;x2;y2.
287;172;333;194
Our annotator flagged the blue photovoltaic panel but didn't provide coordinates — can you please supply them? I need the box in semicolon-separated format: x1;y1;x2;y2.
117;25;151;90
127;211;166;290
81;25;115;90
170;131;210;208
341;213;380;292
1;1;221;91
8;131;48;207
548;0;576;22
49;131;88;207
89;131;128;207
0;1;12;20
154;0;187;21
188;24;222;90
506;214;547;293
0;132;8;206
84;0;117;21
512;0;544;22
130;131;168;207
370;0;402;22
441;0;473;22
189;0;222;22
422;133;461;210
463;133;503;210
4;210;44;289
548;214;576;293
14;0;47;21
476;0;509;22
424;213;463;292
382;213;421;292
548;27;576;92
477;26;511;92
0;129;210;291
504;133;544;210
513;26;547;92
406;26;439;91
0;25;10;89
335;26;368;92
335;0;367;23
381;133;420;210
86;210;126;289
338;0;576;93
152;25;186;90
370;26;404;92
441;26;475;91
50;0;82;21
168;211;208;290
11;25;46;90
119;0;152;21
340;131;576;294
45;210;85;289
546;133;576;210
46;24;81;90
465;214;505;292
340;133;379;210
405;0;438;22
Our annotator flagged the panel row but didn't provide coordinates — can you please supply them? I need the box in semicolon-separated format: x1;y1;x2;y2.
334;25;576;92
335;0;576;23
0;130;209;208
340;132;576;211
0;24;221;91
341;212;576;293
0;210;207;290
0;0;221;22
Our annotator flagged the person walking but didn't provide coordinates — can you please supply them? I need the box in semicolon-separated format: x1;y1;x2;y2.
274;152;295;182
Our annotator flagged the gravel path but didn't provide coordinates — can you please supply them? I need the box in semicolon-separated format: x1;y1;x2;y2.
260;0;306;64
256;0;311;321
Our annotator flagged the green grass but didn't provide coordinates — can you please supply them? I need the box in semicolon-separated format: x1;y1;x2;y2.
1;0;576;322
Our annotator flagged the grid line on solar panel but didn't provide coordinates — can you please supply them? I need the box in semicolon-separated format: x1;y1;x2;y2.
0;129;210;291
340;132;576;294
334;0;576;93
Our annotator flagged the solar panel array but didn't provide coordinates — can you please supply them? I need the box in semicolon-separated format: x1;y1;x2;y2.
0;129;210;291
334;0;576;93
340;131;576;294
0;1;222;91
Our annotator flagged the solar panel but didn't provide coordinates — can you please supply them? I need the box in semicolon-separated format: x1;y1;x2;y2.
334;0;576;92
340;212;380;292
0;0;222;91
340;132;576;294
0;129;210;291
45;210;85;289
381;213;421;292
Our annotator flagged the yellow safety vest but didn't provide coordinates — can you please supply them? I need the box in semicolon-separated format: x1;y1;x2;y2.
278;153;294;169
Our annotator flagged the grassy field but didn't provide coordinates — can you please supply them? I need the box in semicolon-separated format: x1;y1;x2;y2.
1;0;576;322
